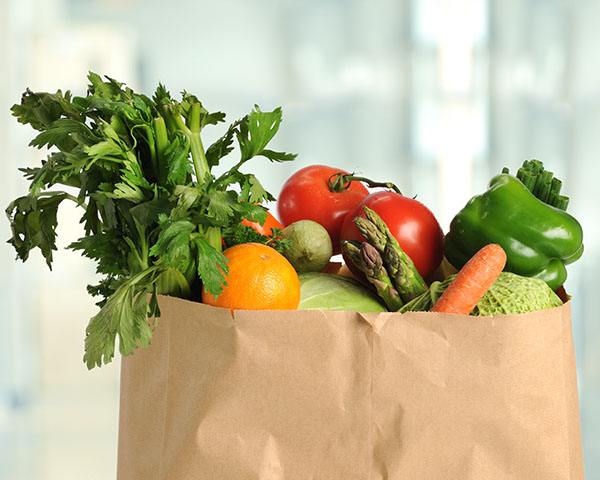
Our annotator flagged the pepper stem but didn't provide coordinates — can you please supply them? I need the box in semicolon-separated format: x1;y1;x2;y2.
503;159;570;211
328;172;403;195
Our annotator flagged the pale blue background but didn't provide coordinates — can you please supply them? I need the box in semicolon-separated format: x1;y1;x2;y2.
1;0;599;478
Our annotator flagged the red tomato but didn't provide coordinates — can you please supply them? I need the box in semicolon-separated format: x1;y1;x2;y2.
340;191;443;280
277;165;370;254
242;210;283;237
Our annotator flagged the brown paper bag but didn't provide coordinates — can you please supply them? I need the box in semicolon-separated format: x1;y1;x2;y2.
117;295;584;479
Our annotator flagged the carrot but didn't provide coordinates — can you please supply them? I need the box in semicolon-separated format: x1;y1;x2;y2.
431;243;507;314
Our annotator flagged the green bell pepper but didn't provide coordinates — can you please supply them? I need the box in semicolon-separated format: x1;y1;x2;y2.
444;173;583;290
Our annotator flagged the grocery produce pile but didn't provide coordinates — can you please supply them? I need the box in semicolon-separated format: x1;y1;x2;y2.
6;74;583;369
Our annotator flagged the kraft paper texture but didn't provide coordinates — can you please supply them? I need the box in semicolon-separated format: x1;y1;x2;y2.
117;295;584;479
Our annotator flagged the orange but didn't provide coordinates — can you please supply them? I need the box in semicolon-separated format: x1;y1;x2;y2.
202;242;301;310
242;210;283;237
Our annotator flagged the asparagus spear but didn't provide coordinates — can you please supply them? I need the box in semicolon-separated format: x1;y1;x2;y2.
354;216;387;254
341;239;363;268
383;242;428;302
354;207;427;302
341;240;403;311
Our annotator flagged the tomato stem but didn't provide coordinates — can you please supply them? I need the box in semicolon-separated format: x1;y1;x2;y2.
328;172;403;195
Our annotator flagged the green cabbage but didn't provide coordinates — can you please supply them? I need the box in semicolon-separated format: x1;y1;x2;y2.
400;271;563;315
298;273;387;312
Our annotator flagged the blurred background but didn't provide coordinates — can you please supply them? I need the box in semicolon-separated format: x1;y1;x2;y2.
1;0;598;477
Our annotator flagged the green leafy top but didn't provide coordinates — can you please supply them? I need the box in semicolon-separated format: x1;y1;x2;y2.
7;72;296;369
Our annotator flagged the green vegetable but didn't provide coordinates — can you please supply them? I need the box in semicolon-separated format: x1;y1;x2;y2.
400;272;563;315
281;220;332;272
504;159;570;210
341;206;427;310
356;206;428;300
341;240;403;311
444;160;583;291
6;73;296;368
298;273;387;313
